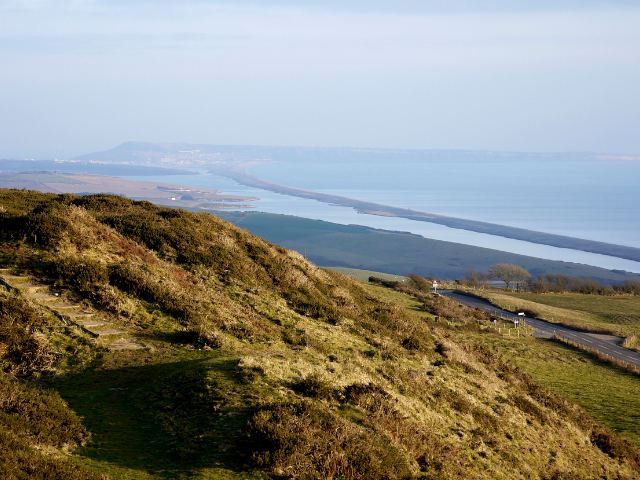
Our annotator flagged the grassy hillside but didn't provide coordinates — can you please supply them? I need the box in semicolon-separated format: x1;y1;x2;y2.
216;211;640;283
362;283;640;447
1;188;639;479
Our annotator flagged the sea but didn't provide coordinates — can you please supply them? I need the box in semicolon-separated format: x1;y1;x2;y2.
127;153;640;274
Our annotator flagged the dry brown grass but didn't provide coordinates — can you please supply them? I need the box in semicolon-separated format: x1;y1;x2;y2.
1;190;640;479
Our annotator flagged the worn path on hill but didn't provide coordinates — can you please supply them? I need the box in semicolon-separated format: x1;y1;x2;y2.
0;268;145;351
440;289;640;369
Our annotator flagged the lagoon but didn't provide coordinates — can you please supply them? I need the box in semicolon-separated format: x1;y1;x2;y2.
128;172;640;274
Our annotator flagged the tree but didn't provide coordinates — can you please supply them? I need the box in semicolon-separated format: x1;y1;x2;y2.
528;274;548;293
488;263;530;290
478;271;489;289
466;270;479;288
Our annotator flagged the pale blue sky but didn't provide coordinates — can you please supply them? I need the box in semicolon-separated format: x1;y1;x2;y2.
1;0;639;157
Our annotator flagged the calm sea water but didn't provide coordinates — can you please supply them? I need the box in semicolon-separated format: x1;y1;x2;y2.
129;170;640;274
248;157;640;247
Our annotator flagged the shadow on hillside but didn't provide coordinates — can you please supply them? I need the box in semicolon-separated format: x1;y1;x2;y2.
53;354;256;478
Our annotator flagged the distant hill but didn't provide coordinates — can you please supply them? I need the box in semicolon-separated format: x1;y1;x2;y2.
217;211;640;283
75;141;600;165
1;188;639;479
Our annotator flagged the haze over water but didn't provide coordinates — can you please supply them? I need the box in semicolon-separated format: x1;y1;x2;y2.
3;1;640;273
248;155;640;248
130;164;640;274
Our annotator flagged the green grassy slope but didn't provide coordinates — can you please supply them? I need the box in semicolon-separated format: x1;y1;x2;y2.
217;211;640;283
361;283;640;447
1;188;639;479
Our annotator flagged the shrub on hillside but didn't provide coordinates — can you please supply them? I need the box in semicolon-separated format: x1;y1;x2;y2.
0;429;101;480
368;276;401;288
108;262;199;322
71;193;134;213
292;373;336;400
247;400;413;480
422;294;489;324
285;290;342;324
401;335;421;351
590;424;640;470
170;326;223;349
0;374;88;448
47;257;108;292
343;383;389;411
0;213;29;242
26;211;72;248
408;273;431;292
0;292;54;377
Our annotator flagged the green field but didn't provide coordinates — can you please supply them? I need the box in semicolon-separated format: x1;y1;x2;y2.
217;211;640;283
479;290;640;342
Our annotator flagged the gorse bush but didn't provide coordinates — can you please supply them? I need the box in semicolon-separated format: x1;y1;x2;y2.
47;257;108;292
285;289;342;323
292;373;336;400
368;276;403;289
401;335;421;351
1;204;70;248
0;430;101;480
247;400;413;480
26;210;72;248
0;291;54;377
408;273;431;292
342;383;389;411
92;199;237;271
422;293;489;324
108;262;200;322
0;374;88;448
0;374;98;480
590;424;640;470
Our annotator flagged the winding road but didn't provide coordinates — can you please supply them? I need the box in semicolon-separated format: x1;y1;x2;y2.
440;289;640;369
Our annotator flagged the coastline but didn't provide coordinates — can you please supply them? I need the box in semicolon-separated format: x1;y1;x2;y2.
210;165;640;263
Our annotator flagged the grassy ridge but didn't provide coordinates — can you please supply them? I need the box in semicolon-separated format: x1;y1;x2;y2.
1;189;640;479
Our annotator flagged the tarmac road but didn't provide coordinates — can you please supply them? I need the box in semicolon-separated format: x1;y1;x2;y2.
440;289;640;369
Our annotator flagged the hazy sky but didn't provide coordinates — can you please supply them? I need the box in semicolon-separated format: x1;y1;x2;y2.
1;0;639;157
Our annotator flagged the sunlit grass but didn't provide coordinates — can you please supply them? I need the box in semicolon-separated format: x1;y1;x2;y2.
479;290;640;338
365;282;640;447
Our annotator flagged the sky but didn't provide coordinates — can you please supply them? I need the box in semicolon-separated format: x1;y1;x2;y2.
1;0;639;158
